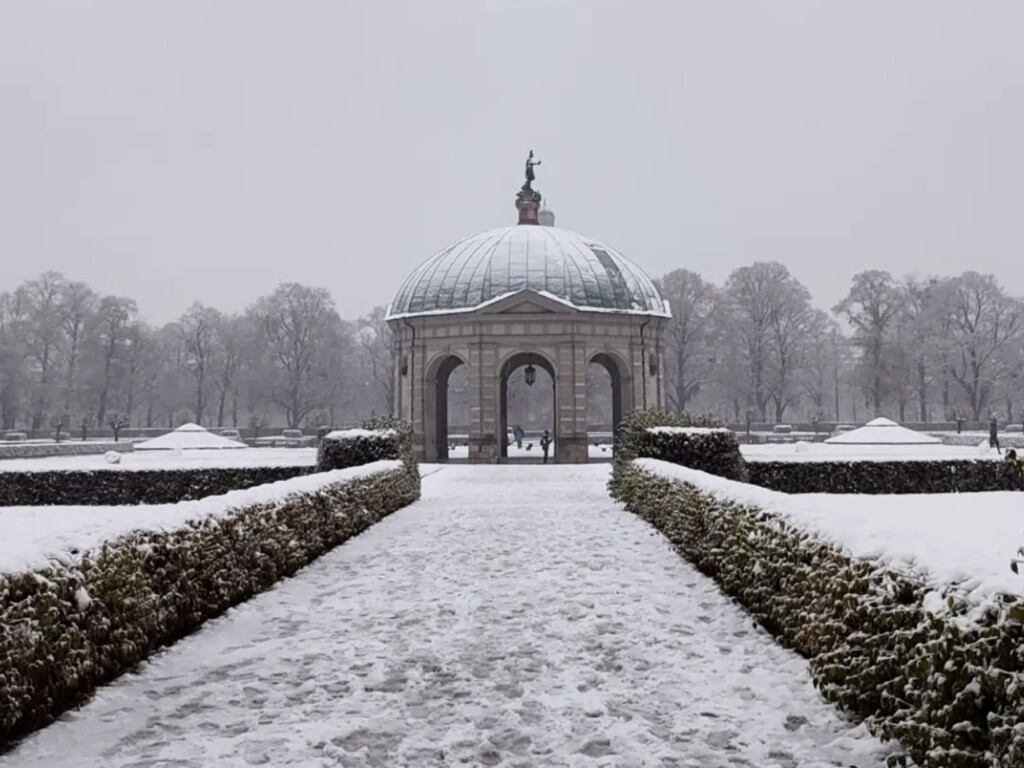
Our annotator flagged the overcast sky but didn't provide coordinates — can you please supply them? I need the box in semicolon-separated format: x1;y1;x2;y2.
3;1;1023;323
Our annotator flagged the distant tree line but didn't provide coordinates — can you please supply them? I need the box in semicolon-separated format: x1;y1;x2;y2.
3;263;1022;436
0;273;393;435
658;264;1024;425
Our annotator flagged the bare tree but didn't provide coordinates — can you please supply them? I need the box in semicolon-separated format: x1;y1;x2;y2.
657;269;719;411
178;303;221;425
358;306;395;414
833;270;905;417
725;262;813;421
250;283;346;428
936;272;1023;420
86;296;138;426
58;280;96;414
22;272;68;436
0;290;29;429
800;311;842;417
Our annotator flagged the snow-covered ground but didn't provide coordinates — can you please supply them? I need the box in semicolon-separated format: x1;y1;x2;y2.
741;442;1002;462
3;465;890;767
639;459;1024;608
0;447;317;473
447;443;614;460
0;461;400;575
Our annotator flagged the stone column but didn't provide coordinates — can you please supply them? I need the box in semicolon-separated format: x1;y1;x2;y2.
556;339;589;463
468;340;499;463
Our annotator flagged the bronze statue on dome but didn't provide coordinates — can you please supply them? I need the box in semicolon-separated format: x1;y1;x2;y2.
523;150;541;191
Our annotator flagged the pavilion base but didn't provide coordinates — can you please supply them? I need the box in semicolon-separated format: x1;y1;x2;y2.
555;435;589;464
468;434;500;463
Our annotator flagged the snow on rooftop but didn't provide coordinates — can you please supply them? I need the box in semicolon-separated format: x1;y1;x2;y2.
824;417;942;445
0;460;401;575
636;458;1024;622
387;225;668;320
135;423;246;451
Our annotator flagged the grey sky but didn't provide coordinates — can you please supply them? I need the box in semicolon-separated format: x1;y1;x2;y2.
3;1;1023;323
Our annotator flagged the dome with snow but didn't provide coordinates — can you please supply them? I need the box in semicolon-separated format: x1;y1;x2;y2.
824;417;941;446
387;225;668;319
135;423;247;451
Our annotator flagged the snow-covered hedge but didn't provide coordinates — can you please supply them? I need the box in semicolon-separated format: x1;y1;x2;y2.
316;416;414;473
610;410;747;497
747;458;1024;494
0;465;311;506
0;460;420;746
0;441;133;460
611;459;1024;768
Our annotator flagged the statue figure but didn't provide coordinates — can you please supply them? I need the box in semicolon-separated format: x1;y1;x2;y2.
523;150;541;190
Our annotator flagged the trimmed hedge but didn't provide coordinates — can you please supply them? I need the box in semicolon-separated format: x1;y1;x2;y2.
612;461;1024;768
0;466;311;506
0;461;420;747
0;442;134;461
747;458;1024;494
611;410;746;497
317;415;416;473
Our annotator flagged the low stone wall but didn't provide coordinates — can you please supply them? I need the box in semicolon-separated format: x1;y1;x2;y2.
612;459;1024;768
0;442;134;461
0;461;421;747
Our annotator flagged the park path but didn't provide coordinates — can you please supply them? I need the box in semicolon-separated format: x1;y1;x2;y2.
2;465;890;768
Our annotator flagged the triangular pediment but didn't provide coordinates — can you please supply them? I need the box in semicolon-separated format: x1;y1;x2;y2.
482;290;576;316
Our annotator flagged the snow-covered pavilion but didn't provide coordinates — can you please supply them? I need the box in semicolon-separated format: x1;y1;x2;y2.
386;156;669;463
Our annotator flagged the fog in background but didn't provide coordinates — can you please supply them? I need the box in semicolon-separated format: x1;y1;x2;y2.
4;2;1024;434
4;2;1024;322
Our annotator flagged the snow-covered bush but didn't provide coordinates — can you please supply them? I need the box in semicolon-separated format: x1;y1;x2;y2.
0;461;421;746
610;410;746;498
612;460;1024;768
0;466;311;506
0;441;132;460
747;457;1024;494
316;416;414;473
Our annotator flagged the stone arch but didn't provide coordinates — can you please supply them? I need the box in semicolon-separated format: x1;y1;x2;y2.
588;351;632;447
498;350;557;461
424;352;468;462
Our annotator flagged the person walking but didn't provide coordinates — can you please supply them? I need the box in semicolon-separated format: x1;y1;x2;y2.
540;429;552;464
514;424;525;449
990;415;1001;453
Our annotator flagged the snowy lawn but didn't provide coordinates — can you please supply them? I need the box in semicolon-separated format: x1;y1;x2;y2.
639;459;1024;609
3;464;891;767
0;447;317;473
0;461;400;575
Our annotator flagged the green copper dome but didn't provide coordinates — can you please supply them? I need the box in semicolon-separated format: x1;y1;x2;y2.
388;225;667;319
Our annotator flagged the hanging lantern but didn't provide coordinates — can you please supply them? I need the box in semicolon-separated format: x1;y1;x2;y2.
524;364;537;386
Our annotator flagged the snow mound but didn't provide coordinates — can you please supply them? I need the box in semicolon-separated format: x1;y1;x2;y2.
824;418;941;446
135;423;247;451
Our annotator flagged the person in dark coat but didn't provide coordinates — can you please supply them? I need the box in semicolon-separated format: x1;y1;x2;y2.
514;424;525;449
540;429;552;463
990;415;1001;452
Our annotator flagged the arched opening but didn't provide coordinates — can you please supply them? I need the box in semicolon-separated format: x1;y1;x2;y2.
424;354;466;462
499;351;556;462
588;353;629;460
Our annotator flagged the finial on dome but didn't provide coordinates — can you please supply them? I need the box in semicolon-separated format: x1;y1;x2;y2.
538;198;555;227
515;150;543;225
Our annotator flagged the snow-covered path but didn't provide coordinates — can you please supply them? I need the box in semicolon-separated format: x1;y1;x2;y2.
3;465;888;768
